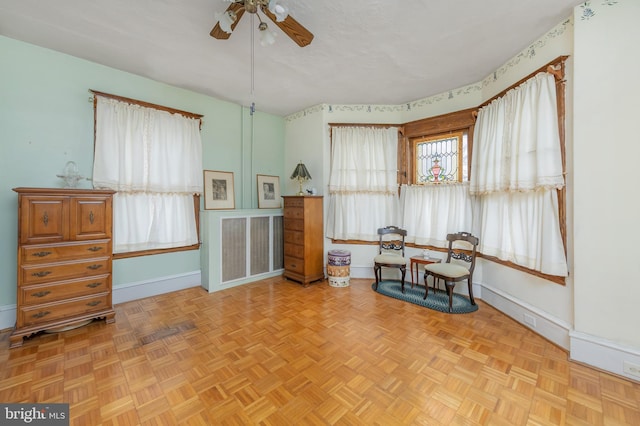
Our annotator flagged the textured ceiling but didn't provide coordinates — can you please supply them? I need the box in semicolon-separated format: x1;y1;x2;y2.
0;0;582;116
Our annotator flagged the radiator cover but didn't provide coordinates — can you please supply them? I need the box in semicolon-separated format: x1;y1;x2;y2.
201;209;284;292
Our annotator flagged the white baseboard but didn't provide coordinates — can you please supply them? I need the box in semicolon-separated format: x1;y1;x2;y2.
204;270;284;293
570;330;640;382
472;284;572;350
112;270;201;304
348;266;374;279
0;303;17;331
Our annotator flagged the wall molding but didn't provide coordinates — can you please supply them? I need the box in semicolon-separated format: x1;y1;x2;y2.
0;303;17;332
570;330;640;382
479;284;572;350
112;270;201;304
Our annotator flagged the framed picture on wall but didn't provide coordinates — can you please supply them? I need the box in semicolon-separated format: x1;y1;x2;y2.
257;174;281;209
204;170;235;210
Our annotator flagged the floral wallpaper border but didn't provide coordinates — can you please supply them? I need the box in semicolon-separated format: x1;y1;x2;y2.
580;0;620;21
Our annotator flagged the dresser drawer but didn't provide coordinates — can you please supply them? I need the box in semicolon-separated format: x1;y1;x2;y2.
283;197;305;208
21;258;111;285
284;230;304;245
284;256;305;274
21;274;110;305
284;243;303;258
284;218;304;231
21;240;110;264
19;294;110;327
283;207;304;219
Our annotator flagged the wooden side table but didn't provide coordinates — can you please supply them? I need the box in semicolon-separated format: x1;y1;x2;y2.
410;255;442;289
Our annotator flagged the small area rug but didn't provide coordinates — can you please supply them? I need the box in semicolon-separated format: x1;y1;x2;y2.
372;280;478;314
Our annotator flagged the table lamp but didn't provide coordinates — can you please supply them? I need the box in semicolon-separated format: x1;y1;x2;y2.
290;162;311;195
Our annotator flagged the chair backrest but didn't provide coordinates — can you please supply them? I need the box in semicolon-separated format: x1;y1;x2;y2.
445;232;479;273
377;226;407;257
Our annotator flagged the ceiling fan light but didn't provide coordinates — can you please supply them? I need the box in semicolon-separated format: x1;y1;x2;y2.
268;0;289;22
259;26;277;46
216;10;237;34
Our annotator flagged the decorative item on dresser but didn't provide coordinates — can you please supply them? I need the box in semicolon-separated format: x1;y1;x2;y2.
282;195;324;285
10;187;116;348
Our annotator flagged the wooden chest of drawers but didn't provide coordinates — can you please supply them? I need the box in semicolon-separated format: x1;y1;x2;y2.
282;196;324;285
10;188;116;348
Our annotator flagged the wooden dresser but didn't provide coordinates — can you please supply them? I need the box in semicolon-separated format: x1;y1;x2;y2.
10;187;116;348
282;195;324;285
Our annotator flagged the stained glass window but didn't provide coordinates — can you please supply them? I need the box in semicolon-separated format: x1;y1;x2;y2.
413;131;467;183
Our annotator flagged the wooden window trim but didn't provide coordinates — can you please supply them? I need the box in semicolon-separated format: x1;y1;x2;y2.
91;90;203;259
402;108;477;187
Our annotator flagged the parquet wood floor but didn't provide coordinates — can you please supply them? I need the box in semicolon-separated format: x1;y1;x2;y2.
1;277;639;425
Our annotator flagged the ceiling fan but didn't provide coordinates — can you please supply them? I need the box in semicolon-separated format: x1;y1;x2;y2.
210;0;314;47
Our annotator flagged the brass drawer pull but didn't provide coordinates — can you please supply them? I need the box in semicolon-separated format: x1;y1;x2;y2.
31;290;51;298
89;211;95;224
86;301;102;307
32;271;52;278
87;246;103;252
87;264;103;270
86;282;102;288
43;212;49;226
32;311;50;319
32;251;52;258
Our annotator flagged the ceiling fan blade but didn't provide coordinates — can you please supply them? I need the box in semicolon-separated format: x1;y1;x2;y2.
210;3;246;39
262;8;314;47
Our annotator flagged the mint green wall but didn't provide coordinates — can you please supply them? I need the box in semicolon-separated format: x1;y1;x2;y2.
241;108;285;208
0;36;284;307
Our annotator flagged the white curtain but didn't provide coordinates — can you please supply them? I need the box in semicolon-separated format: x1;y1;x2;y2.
93;96;203;253
400;183;474;248
326;126;399;241
472;189;567;276
471;72;565;193
471;72;567;276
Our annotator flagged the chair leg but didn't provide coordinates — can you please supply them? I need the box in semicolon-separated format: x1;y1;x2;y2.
423;272;429;300
468;278;476;305
445;281;454;313
374;264;380;290
400;265;406;293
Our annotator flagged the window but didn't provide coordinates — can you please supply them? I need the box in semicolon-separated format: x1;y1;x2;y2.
412;131;468;183
471;71;567;277
326;125;400;241
401;56;568;283
402;119;475;248
92;91;203;259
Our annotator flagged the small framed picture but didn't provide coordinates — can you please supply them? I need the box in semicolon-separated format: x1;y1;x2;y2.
257;174;281;209
204;170;235;210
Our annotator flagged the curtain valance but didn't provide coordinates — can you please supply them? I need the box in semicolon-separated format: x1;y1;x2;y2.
93;96;203;194
329;127;399;194
470;72;564;195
